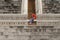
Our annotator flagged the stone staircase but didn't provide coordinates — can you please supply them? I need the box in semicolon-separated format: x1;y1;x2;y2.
0;26;59;40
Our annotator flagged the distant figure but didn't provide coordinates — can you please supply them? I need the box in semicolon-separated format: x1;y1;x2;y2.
29;13;36;24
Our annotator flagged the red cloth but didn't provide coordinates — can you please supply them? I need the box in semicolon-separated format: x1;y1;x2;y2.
32;13;36;19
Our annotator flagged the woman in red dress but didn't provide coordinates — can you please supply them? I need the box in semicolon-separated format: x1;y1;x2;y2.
29;13;36;24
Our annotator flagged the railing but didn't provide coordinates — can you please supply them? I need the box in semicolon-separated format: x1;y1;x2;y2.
37;14;60;20
0;14;27;20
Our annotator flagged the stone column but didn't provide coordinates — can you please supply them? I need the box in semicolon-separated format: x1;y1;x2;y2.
35;0;42;14
21;0;28;14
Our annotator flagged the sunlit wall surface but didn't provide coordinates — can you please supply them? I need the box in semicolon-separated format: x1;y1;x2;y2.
0;0;22;14
42;0;60;14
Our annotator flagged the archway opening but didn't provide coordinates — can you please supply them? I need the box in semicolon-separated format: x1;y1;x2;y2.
28;0;36;19
28;0;36;25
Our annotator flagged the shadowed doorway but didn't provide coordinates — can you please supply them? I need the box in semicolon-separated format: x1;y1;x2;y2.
28;0;36;25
